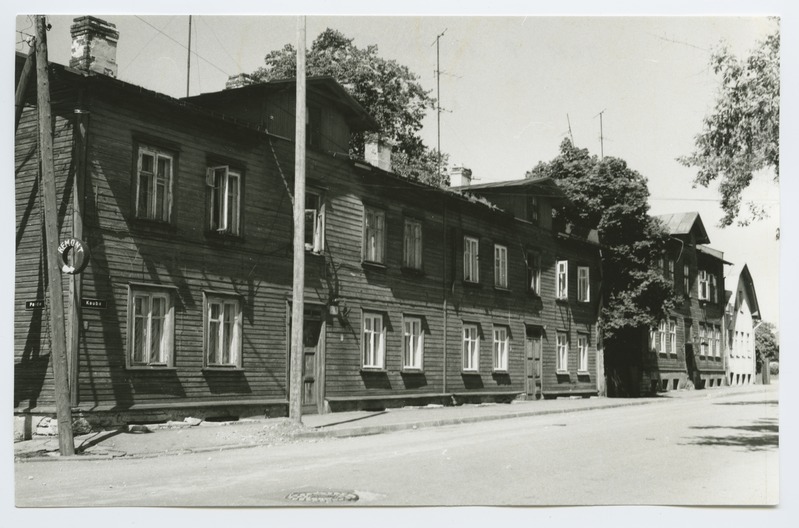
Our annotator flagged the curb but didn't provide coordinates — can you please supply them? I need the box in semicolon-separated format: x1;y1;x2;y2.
295;398;668;439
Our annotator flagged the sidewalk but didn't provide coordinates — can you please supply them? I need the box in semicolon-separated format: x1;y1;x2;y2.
14;382;775;463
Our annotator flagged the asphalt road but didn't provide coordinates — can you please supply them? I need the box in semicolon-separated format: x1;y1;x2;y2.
15;385;778;507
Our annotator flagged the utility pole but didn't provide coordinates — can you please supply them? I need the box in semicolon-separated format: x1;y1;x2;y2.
289;15;307;423
186;15;192;97
566;113;575;145
597;109;605;159
35;15;75;455
433;29;446;183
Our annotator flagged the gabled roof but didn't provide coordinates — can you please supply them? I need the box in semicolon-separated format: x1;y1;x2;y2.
725;263;761;320
654;212;710;244
183;76;379;132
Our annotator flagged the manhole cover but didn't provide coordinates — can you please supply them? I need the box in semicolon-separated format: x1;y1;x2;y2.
286;491;359;503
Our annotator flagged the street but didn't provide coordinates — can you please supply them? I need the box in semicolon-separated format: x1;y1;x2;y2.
15;385;778;507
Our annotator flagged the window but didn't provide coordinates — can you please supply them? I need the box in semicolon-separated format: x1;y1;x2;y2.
667;258;675;285
207;165;241;235
362;313;385;369
649;326;658;352
714;326;721;358
700;324;708;356
305;192;325;253
403;218;423;270
683;264;690;295
493;326;509;371
204;294;242;368
464;236;480;283
494;244;508;288
136;145;173;222
527;251;541;295
577;266;590;302
710;274;718;303
403;316;424;370
556;332;569;372
669;320;677;356
556;260;568;300
363;207;386;264
526;195;539;224
462;324;480;372
128;286;174;367
659;320;667;354
698;270;710;300
578;334;589;373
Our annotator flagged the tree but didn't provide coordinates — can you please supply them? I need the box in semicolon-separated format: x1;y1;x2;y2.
528;139;677;339
678;27;779;227
249;29;446;186
755;321;779;368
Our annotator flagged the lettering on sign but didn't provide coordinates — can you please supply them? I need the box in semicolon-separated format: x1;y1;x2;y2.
80;298;107;309
57;237;90;275
25;300;45;310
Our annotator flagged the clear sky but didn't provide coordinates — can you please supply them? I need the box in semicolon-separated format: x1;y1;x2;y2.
10;4;790;329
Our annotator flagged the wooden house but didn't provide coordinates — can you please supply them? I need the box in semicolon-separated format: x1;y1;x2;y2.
14;18;601;433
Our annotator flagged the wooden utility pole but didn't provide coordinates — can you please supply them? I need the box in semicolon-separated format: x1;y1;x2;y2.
186;15;192;97
288;15;307;422
15;44;36;134
35;14;75;455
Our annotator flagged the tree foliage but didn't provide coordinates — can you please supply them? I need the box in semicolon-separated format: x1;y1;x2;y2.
678;27;780;227
755;321;779;364
250;29;446;185
528;139;677;338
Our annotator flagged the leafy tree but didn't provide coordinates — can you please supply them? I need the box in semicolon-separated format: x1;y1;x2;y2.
528;139;677;339
678;27;780;227
249;29;446;185
755;321;779;367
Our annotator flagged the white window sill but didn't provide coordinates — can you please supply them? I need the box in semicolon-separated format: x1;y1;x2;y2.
556;369;569;375
461;369;481;375
577;370;590;375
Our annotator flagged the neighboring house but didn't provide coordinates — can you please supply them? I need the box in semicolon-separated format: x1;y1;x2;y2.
724;264;760;386
14;17;601;431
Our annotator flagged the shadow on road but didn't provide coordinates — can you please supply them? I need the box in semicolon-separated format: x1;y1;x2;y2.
713;400;778;406
682;418;779;451
75;428;126;454
314;411;389;429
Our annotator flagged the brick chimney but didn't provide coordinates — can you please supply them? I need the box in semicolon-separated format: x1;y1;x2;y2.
70;16;119;77
450;166;473;187
225;73;255;90
364;134;394;172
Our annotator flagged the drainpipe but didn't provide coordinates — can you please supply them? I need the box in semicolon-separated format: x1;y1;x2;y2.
442;196;448;397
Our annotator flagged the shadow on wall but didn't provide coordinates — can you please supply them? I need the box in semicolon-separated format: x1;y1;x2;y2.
682;417;779;451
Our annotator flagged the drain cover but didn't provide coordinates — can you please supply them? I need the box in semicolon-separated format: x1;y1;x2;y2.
286;491;359;503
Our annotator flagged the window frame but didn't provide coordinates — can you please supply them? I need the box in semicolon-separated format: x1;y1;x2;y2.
526;250;542;295
556;332;569;373
683;263;691;296
402;315;424;371
135;143;175;223
669;319;677;356
203;292;243;369
362;206;387;265
556;260;569;300
494;244;508;289
207;165;242;236
462;323;480;372
526;195;540;224
126;284;175;369
463;236;480;284
577;333;589;373
698;270;710;301
492;325;510;372
362;312;386;370
577;266;590;302
402;217;424;271
659;319;668;354
305;191;325;254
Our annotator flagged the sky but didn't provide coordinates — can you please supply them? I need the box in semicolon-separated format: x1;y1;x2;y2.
4;1;798;526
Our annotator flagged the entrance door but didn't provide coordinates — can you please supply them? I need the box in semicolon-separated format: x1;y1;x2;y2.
525;327;543;399
301;306;324;414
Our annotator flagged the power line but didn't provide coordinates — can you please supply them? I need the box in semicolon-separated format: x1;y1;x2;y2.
120;16;173;75
134;15;231;78
201;16;240;70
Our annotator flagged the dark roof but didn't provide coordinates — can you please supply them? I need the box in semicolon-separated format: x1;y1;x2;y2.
183;77;379;132
451;176;567;200
697;245;732;264
654;212;710;244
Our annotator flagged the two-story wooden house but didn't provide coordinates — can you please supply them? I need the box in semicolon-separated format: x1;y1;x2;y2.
640;212;729;394
14;17;601;433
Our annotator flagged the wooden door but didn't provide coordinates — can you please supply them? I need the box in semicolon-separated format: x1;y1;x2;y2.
301;307;324;414
525;327;543;399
